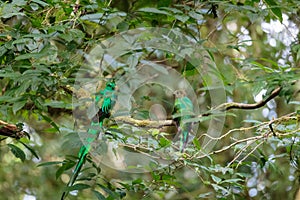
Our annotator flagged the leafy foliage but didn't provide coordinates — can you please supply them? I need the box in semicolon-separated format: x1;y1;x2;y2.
0;0;300;199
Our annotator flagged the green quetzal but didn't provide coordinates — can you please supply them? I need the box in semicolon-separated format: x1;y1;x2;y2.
173;90;194;152
61;81;116;199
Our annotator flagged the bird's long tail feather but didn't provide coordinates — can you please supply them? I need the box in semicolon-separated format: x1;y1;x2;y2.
61;147;88;199
180;131;189;152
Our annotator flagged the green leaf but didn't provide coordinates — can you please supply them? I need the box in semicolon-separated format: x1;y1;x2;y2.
15;44;56;60
159;137;171;148
198;192;213;198
188;11;203;20
260;58;279;68
127;54;139;69
251;61;274;72
66;183;90;191
8;144;26;162
289;101;300;105
0;45;8;57
97;183;117;197
15;80;31;96
132;178;143;185
220;178;243;184
174;14;189;23
39;113;60;132
243;119;262;124
31;0;49;7
193;138;201;150
1;12;26;19
211;183;230;194
211;174;222;184
93;190;106;200
12;38;32;45
12;100;27;114
37;161;63;167
19;141;39;159
33;97;46;111
15;52;44;60
263;0;282;22
0;70;21;78
138;7;170;15
44;101;67;108
81;13;104;23
161;7;182;14
0;95;12;103
56;165;67;179
55;159;77;180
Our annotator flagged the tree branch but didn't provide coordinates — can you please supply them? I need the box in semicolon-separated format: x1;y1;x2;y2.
113;116;175;128
216;87;282;110
0;120;25;139
113;87;282;128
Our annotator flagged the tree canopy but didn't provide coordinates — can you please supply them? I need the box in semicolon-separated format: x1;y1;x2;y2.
0;0;300;199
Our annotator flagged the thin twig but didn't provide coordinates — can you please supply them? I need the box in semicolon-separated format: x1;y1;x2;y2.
227;139;257;167
195;135;265;159
217;87;282;111
235;141;264;168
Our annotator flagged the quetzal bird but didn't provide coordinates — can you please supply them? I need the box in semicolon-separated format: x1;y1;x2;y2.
173;90;194;152
61;81;116;200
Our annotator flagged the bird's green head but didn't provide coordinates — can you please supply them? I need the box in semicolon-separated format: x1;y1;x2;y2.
173;90;186;98
106;81;116;90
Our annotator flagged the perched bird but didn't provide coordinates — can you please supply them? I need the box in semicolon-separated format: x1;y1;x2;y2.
173;90;194;152
61;81;116;200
